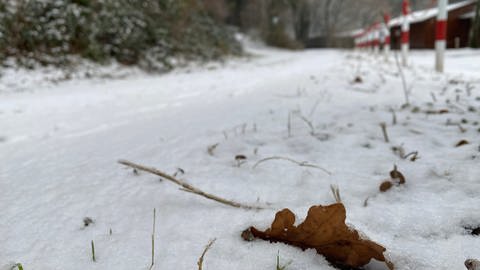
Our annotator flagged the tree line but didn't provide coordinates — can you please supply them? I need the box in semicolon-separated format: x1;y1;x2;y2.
203;0;480;49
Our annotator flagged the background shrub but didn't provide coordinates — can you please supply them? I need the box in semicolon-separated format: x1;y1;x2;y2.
0;0;242;70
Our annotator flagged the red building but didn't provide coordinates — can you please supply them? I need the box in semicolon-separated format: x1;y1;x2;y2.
389;0;477;49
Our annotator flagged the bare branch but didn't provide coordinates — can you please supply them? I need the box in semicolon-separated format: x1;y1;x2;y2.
330;184;342;203
287;112;292;138
389;108;397;125
308;98;321;117
207;143;219;156
198;239;216;270
252;156;331;175
380;122;389;143
149;208;156;270
118;160;263;210
296;114;315;135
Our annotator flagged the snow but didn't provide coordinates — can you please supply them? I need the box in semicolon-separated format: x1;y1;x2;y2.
1;47;480;270
389;0;476;27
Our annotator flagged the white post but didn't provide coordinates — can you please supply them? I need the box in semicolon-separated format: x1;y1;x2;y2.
401;0;410;66
435;0;448;72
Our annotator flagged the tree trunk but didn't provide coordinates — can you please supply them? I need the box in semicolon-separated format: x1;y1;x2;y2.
227;0;244;28
470;0;480;48
293;2;311;45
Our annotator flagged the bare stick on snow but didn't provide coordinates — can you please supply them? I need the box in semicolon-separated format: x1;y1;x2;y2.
330;184;342;203
390;108;397;125
297;114;315;135
118;160;263;210
252;156;331;175
287;112;292;137
149;208;156;270
308;98;321;117
197;238;216;270
380;122;390;143
91;240;96;262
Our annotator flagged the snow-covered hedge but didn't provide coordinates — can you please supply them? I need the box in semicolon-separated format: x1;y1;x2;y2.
0;0;242;70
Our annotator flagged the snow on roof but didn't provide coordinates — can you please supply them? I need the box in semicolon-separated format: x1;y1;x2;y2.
389;0;476;27
336;29;364;38
459;11;476;19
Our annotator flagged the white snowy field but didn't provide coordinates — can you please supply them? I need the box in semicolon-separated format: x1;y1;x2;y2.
1;48;480;270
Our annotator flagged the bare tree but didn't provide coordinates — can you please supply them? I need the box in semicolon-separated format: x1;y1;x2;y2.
202;0;230;21
309;0;390;46
286;0;312;44
225;0;393;47
470;0;480;48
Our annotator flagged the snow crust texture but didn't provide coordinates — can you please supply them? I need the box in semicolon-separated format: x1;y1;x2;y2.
1;48;480;270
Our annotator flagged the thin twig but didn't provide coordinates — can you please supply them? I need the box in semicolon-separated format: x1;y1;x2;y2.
296;114;315;135
457;123;467;133
149;208;156;270
287;112;292;138
207;143;219;156
330;184;342;203
390;108;397;125
118;160;263;210
91;240;96;262
252;156;331;175
394;51;410;106
380;122;389;143
392;146;406;158
276;251;293;270
197;238;216;270
308;98;321;117
403;151;419;161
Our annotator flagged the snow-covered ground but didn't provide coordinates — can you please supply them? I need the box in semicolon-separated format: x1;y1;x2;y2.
1;48;480;270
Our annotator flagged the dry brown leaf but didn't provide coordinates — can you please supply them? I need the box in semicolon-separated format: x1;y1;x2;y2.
379;181;393;192
390;166;405;184
242;203;394;270
379;166;406;192
353;76;363;84
456;140;469;147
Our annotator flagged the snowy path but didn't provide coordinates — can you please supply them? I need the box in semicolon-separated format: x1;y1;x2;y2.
1;49;480;270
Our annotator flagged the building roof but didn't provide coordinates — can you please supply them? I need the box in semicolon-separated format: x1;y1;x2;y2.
389;0;476;27
459;10;476;19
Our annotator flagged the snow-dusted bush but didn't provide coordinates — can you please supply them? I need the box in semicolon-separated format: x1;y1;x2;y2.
0;0;242;70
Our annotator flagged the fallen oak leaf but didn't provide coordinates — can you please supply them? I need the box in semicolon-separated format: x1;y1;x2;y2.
242;203;394;270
